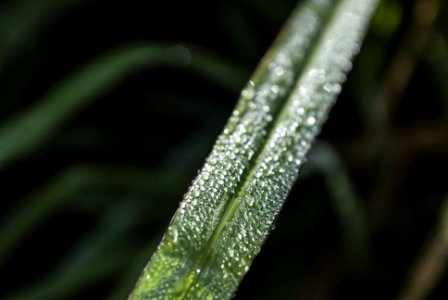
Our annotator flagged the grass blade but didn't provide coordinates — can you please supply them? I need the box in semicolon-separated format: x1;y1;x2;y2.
130;0;378;299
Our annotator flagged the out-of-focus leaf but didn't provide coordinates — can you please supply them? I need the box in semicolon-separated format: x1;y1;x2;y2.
307;142;369;267
0;0;89;71
371;0;402;38
2;201;137;300
396;196;448;300
0;43;246;171
0;165;179;266
107;240;160;300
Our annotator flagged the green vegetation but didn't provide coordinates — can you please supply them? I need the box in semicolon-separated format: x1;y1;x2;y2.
129;0;377;298
0;0;447;299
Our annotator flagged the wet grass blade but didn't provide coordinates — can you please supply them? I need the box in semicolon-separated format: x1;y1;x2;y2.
130;0;378;299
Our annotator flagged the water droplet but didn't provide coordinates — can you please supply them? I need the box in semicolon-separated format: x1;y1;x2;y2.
238;124;247;133
247;197;255;207
308;68;325;80
351;42;361;54
242;87;254;98
172;229;178;242
306;116;316;126
274;66;285;76
323;83;341;94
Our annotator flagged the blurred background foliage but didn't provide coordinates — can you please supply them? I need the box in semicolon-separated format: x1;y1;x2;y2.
0;0;447;299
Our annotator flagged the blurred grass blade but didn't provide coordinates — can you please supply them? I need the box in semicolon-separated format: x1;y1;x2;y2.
308;142;368;267
3;202;137;300
396;195;448;300
0;165;179;266
130;0;378;299
0;0;89;72
107;240;160;300
0;115;216;266
0;43;246;171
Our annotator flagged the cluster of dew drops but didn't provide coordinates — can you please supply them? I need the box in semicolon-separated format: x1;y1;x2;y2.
138;0;379;298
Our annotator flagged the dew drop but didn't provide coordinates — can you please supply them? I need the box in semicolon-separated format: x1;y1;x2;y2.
323;83;342;94
274;66;285;76
242;87;254;98
308;68;325;80
306;116;316;126
172;228;178;242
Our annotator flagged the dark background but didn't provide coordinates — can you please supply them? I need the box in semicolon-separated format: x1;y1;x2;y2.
0;0;447;299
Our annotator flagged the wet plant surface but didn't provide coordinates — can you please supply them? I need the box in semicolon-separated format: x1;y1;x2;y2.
0;0;447;299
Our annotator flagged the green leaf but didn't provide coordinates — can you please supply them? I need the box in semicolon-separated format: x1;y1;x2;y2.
129;0;378;299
